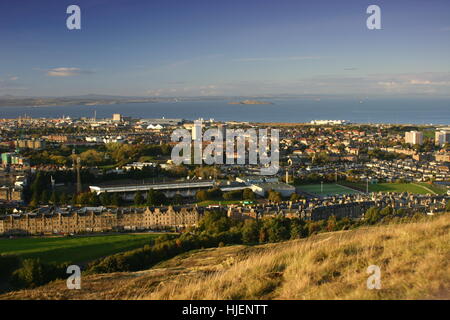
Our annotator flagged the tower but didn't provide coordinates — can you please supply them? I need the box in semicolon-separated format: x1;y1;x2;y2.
76;157;82;194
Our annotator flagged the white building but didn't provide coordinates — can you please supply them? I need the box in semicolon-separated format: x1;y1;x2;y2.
192;119;203;141
435;130;450;147
405;131;423;145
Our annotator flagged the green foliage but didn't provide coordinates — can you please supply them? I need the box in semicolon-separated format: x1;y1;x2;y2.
223;190;243;201
290;218;307;239
364;207;382;224
198;211;231;235
196;187;223;202
261;217;291;242
267;190;282;202
241;220;260;244
146;189;167;206
134;191;144;205
100;192;111;206
49;191;59;205
75;192;100;206
290;193;302;201
195;190;209;202
243;188;256;201
10;259;68;290
111;193;122;207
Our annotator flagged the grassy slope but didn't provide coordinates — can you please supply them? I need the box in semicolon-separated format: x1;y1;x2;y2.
2;214;449;300
0;233;161;264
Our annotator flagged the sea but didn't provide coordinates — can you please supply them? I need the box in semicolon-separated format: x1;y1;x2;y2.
1;98;449;125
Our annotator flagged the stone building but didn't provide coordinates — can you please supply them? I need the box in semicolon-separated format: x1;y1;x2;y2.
0;206;203;235
0;186;23;202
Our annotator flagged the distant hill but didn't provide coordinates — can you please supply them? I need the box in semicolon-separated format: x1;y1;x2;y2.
2;213;448;300
228;99;273;105
0;95;160;107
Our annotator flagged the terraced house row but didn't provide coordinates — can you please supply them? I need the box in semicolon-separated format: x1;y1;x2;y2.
0;206;203;235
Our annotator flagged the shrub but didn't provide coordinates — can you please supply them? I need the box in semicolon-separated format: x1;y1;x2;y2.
10;259;68;289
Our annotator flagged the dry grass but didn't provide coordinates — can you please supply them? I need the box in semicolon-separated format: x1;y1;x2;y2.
2;214;449;300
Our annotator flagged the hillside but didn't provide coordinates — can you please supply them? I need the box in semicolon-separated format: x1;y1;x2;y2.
2;214;449;300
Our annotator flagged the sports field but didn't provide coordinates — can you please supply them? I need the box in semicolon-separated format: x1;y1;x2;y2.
369;183;444;194
0;233;163;265
339;182;447;195
296;183;361;196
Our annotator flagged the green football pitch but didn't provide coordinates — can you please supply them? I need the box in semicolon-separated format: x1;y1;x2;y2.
0;233;163;265
297;183;362;196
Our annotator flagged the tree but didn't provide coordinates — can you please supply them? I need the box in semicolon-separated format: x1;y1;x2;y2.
59;192;68;205
207;187;223;200
76;192;91;205
88;192;100;206
307;221;324;236
290;218;306;239
380;206;394;217
30;172;48;196
258;228;268;243
29;191;40;207
100;192;111;206
326;216;337;232
195;190;209;202
146;189;167;206
243;188;256;201
268;190;282;203
111;193;121;207
241;220;259;244
155;192;167;206
173;193;183;205
49;191;59;205
223;190;242;201
79;149;105;166
198;211;231;235
147;189;157;205
134;191;144;206
290;193;302;201
70;194;77;206
263;217;290;242
40;190;50;204
364;207;381;224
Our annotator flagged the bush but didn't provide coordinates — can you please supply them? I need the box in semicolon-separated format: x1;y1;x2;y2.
10;259;68;289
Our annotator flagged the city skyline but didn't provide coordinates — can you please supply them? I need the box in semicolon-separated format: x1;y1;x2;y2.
1;0;450;98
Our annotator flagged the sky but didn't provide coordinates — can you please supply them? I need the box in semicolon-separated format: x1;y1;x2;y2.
0;0;450;97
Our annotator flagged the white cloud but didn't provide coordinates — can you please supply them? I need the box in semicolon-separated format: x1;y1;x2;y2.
46;67;94;77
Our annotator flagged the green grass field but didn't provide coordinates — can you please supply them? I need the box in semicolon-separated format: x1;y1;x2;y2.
341;182;447;195
369;183;445;194
0;233;163;265
296;183;362;196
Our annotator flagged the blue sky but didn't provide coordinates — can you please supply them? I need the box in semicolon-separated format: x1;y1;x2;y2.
1;0;449;97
